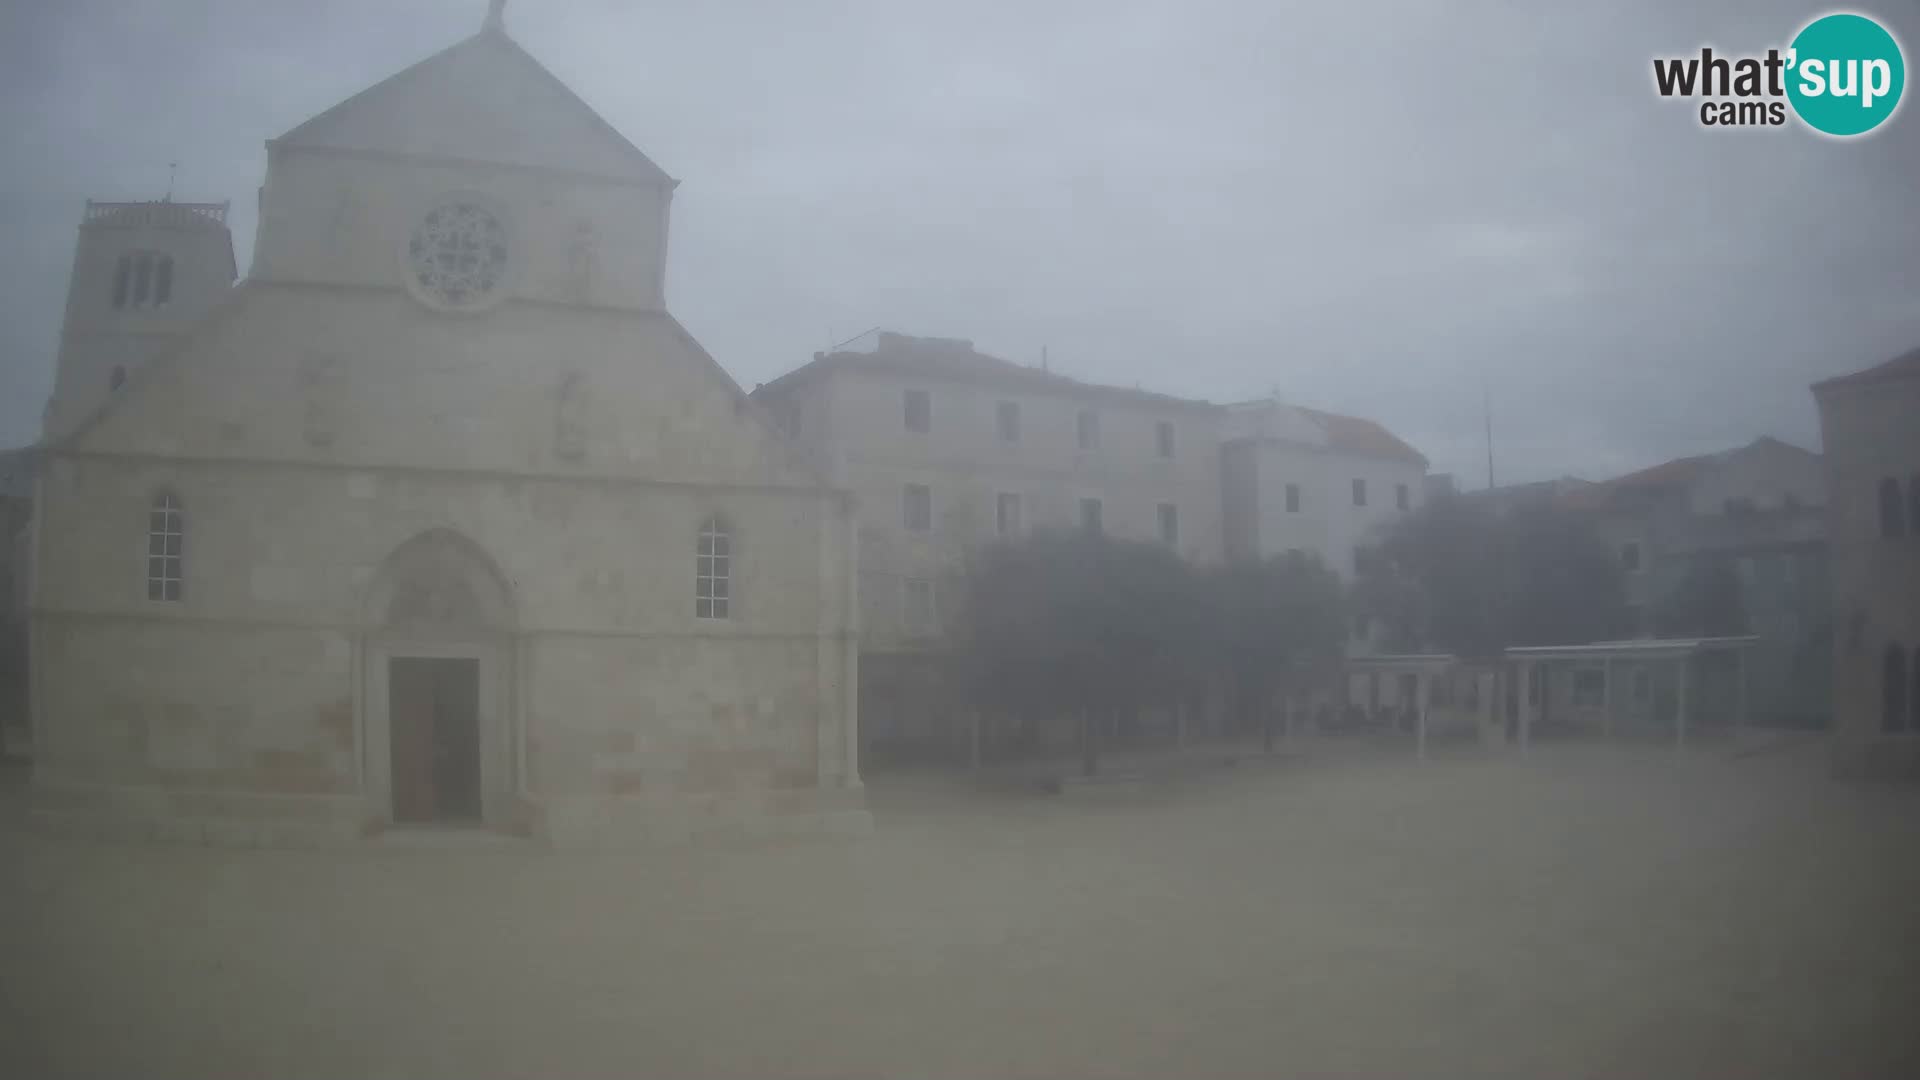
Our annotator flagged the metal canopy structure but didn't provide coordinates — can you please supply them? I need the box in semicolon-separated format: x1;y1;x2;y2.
1344;653;1462;759
1343;635;1761;758
1502;635;1759;752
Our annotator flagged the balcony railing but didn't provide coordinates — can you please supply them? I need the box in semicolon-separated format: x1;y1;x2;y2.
83;200;229;227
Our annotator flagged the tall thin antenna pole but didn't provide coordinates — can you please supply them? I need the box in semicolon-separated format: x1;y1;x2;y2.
165;162;178;202
1483;383;1495;490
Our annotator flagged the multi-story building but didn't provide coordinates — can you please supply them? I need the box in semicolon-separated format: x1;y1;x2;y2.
1566;436;1829;727
753;332;1228;757
752;332;1430;759
1813;347;1920;776
1221;396;1430;580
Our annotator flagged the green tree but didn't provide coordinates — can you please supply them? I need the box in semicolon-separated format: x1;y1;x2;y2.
1354;495;1626;658
1207;553;1347;751
954;530;1203;775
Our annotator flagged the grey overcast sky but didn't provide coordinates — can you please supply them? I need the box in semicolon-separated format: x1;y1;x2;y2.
2;0;1916;483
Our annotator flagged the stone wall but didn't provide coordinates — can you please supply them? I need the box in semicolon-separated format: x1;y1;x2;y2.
29;449;861;845
1817;370;1920;777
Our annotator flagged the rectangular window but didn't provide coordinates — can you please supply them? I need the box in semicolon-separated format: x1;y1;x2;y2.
112;255;130;308
996;401;1020;443
1351;478;1367;507
1632;668;1652;704
1158;502;1178;545
1285;483;1301;513
154;256;173;306
996;492;1022;537
1080;497;1103;534
1076;409;1100;451
1156;420;1175;459
905;578;935;632
1620;541;1642;573
904;483;932;532
903;388;930;433
1396;483;1409;511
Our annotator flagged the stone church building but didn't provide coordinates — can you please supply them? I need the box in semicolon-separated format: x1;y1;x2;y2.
28;7;865;845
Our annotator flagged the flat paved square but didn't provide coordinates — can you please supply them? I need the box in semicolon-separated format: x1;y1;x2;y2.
5;743;1918;1078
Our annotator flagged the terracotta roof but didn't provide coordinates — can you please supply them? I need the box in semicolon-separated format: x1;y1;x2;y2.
1812;345;1920;393
753;333;1214;411
1293;407;1428;466
1559;436;1815;512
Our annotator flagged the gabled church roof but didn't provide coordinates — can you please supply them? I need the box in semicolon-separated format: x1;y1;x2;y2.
272;20;674;186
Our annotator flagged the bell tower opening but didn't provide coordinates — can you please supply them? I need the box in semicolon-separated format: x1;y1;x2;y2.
44;198;237;439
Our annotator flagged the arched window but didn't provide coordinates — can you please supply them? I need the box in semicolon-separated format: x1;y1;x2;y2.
112;255;131;308
696;516;730;619
1879;477;1904;538
1885;643;1909;733
146;491;183;601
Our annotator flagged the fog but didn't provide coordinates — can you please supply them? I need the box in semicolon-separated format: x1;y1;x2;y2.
4;3;1918;1076
9;744;1920;1077
4;0;1919;480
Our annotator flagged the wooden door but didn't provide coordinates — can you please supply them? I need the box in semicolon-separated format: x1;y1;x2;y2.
431;658;481;821
390;656;481;824
390;658;439;823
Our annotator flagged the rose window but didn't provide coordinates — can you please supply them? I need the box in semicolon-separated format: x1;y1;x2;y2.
407;203;507;309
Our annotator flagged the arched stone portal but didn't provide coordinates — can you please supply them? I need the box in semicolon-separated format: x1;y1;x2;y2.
359;529;520;831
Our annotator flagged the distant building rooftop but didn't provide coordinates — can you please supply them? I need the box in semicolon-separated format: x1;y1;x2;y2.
1561;437;1815;513
754;331;1216;411
1812;344;1920;393
1224;397;1428;466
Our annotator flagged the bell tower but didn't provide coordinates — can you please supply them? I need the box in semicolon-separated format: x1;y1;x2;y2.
42;198;237;439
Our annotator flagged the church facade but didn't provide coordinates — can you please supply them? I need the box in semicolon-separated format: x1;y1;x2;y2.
28;13;865;845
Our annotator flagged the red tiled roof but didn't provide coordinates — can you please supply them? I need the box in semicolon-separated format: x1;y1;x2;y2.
1294;407;1428;466
1812;345;1920;392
